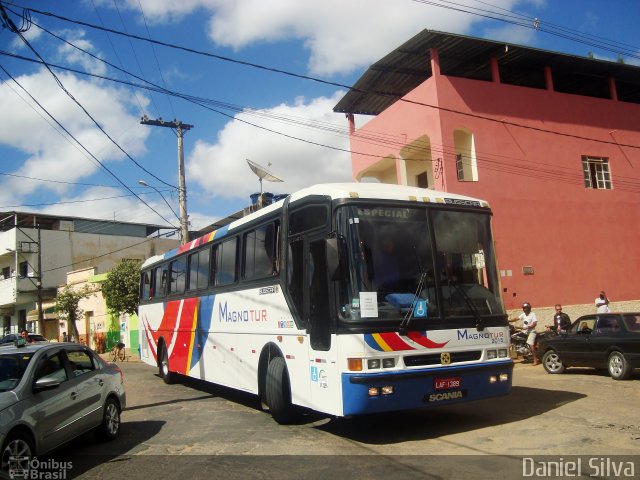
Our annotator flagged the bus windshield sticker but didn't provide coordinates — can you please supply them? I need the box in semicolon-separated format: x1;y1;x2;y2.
413;300;428;318
359;292;378;318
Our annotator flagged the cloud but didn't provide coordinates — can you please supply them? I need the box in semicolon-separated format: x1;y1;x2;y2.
54;29;108;76
119;0;530;76
0;69;149;202
481;23;538;46
187;92;353;201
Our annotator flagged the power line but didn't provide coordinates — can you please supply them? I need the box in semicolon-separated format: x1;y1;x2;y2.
7;2;640;153
1;3;177;190
0;170;146;189
3;47;640;194
0;63;179;229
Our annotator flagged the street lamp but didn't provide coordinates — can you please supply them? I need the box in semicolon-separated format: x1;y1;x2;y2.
138;180;181;226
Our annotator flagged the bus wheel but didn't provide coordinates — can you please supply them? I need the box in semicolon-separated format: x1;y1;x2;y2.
159;343;175;385
265;357;296;424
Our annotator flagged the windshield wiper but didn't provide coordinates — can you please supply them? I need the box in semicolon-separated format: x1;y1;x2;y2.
446;277;485;331
399;246;427;336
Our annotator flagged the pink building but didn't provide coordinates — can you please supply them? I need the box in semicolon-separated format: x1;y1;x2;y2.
335;31;640;314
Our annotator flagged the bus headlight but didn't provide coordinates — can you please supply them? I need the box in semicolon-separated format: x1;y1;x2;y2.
367;359;381;369
382;358;396;368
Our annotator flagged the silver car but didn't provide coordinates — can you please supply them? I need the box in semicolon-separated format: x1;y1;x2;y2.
0;341;126;473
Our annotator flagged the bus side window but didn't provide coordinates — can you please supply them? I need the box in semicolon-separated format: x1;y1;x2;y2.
244;221;280;280
214;238;237;286
170;257;187;294
153;265;168;298
188;248;210;291
141;270;152;300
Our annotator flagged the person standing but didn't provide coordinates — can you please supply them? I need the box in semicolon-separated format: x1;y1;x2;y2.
595;291;610;313
510;302;539;365
549;304;571;334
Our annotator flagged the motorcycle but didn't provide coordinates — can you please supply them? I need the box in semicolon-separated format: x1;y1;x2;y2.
510;326;552;362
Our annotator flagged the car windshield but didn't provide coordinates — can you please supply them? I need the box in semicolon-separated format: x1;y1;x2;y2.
0;353;34;391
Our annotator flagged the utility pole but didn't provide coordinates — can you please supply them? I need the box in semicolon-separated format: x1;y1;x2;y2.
140;116;193;244
36;226;43;332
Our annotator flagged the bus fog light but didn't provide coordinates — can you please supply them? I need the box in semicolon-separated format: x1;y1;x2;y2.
498;349;508;358
500;373;509;382
381;385;394;395
382;358;395;368
348;358;363;371
489;375;497;384
487;349;497;359
367;359;381;369
368;387;380;396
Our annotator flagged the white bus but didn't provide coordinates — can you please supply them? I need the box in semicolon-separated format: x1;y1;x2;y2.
138;183;512;423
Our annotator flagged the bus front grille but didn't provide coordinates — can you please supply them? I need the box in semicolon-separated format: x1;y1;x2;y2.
403;350;482;367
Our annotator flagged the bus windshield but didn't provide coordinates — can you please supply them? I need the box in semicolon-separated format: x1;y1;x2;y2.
336;205;503;323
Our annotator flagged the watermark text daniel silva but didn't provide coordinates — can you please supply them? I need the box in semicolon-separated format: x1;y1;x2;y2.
523;457;635;477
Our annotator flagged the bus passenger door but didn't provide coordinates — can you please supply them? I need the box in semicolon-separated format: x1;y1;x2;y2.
306;238;339;414
308;238;331;351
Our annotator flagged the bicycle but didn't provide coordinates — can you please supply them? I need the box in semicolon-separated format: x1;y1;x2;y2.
110;342;126;362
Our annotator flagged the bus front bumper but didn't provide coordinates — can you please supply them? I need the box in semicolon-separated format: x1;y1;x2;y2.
341;361;513;416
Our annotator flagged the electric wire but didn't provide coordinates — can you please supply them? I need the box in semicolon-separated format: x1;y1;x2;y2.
6;2;640;153
0;63;179;229
3;48;640;194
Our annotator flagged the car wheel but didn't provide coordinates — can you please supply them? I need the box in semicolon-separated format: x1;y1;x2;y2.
607;351;632;380
542;350;565;374
1;431;33;472
158;342;175;384
97;398;121;441
265;357;297;424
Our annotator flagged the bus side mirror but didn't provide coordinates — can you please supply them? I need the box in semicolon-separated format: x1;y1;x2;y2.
326;236;348;281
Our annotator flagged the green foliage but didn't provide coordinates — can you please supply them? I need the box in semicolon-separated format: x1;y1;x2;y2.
102;260;141;316
55;284;94;339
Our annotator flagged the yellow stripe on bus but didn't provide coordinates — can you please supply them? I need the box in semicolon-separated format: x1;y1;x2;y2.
186;298;200;373
372;333;393;352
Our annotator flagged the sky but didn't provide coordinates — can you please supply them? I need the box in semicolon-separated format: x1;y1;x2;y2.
1;0;639;234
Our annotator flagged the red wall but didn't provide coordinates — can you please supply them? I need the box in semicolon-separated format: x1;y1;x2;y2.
350;74;640;310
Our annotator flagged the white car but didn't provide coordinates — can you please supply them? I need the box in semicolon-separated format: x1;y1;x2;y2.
0;341;126;474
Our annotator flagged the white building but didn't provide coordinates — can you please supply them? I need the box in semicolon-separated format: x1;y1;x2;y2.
0;211;179;338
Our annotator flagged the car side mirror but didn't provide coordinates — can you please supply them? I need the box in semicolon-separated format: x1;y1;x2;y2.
33;376;61;392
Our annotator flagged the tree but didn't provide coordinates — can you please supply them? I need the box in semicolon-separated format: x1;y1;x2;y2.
101;260;141;317
55;284;94;341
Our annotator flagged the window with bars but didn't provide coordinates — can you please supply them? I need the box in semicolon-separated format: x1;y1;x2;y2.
456;154;465;180
582;156;612;190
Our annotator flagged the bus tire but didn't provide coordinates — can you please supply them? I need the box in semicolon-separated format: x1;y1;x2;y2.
159;342;175;385
265;357;296;424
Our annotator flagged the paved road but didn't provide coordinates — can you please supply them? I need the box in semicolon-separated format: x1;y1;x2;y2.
51;359;639;479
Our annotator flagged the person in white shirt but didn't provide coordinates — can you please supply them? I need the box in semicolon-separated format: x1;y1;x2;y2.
509;302;539;365
595;291;610;313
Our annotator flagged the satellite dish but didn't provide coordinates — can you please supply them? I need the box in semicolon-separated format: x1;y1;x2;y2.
246;159;283;194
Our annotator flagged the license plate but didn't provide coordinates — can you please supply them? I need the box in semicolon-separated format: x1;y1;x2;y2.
434;376;461;390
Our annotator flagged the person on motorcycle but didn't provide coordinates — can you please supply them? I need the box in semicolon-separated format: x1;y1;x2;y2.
510;302;539;365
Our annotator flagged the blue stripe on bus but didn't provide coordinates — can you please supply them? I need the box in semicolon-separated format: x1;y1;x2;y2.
341;361;513;416
162;225;232;262
191;294;215;370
